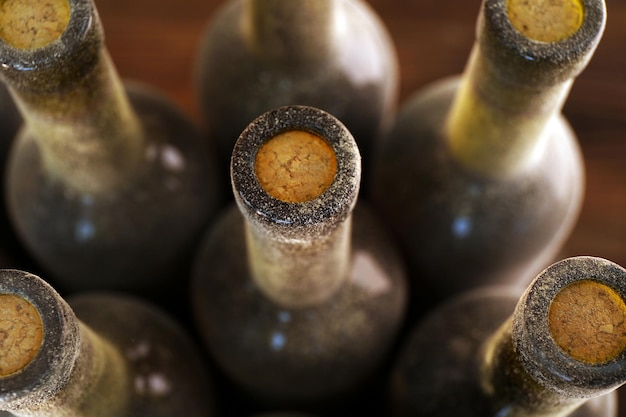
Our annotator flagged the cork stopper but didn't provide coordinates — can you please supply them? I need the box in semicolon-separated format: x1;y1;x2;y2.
0;0;71;49
507;0;584;42
255;130;337;203
0;294;44;376
549;280;626;364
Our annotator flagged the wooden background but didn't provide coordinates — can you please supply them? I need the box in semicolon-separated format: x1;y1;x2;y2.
6;0;626;415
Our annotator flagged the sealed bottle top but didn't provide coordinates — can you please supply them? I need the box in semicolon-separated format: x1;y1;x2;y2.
0;294;43;377
255;130;337;203
0;0;70;49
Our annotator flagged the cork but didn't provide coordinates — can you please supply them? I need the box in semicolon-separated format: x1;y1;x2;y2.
0;294;44;376
255;130;337;203
507;0;584;42
549;280;626;364
0;0;71;49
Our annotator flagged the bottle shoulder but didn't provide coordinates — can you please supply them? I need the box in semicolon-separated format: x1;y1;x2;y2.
6;82;222;226
191;202;407;403
192;202;407;313
3;82;223;294
68;293;216;417
369;76;585;296
377;76;581;180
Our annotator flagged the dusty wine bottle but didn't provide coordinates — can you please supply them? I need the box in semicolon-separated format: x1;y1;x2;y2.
370;0;605;307
195;0;398;183
391;256;626;417
0;0;222;296
0;269;216;417
191;105;407;408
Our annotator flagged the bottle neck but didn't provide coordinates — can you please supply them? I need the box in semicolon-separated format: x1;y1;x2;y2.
12;325;130;417
241;0;339;65
480;320;584;417
445;44;572;177
443;0;606;178
231;106;361;309
0;0;146;195
245;213;352;308
10;49;145;194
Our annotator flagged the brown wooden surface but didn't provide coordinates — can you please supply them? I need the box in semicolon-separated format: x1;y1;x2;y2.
94;0;626;415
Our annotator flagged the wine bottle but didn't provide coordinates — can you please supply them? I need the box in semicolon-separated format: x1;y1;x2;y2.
391;256;626;417
0;0;223;297
191;105;407;407
370;0;605;307
195;0;398;183
0;269;216;417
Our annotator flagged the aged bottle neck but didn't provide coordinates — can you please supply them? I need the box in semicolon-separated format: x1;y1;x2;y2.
445;0;605;177
480;320;583;417
0;0;145;194
480;257;626;417
0;271;130;417
11;51;145;195
231;106;361;309
245;127;352;308
245;212;352;309
445;46;573;177
10;325;130;417
241;0;339;65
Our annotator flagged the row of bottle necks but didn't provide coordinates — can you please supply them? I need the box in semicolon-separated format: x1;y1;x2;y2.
0;0;618;415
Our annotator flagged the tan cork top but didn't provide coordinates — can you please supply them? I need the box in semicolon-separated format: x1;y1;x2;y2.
549;280;626;364
255;130;337;203
507;0;584;42
0;294;44;376
0;0;71;49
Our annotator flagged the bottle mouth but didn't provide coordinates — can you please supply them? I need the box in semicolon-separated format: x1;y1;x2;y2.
506;0;584;43
231;105;360;237
0;270;80;409
0;294;44;377
514;257;626;396
479;0;606;86
255;129;337;203
0;0;102;92
0;0;71;50
549;280;626;365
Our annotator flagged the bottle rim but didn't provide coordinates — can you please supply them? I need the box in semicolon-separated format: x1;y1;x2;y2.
513;256;626;397
231;104;361;240
0;269;80;409
0;0;102;91
479;0;606;86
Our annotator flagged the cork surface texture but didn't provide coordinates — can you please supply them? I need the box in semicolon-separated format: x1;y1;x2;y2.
0;294;43;376
507;0;584;42
0;0;70;49
255;130;337;203
549;280;626;364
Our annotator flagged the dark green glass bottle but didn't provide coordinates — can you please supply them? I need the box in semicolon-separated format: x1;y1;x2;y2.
0;269;216;417
370;0;605;308
195;0;398;183
191;105;407;408
0;0;222;298
392;256;626;417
